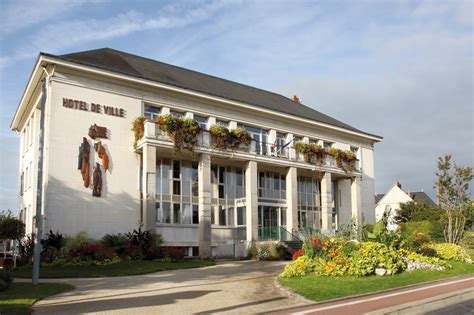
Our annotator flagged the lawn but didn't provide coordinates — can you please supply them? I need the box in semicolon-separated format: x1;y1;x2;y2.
279;261;474;302
0;282;74;315
10;259;215;278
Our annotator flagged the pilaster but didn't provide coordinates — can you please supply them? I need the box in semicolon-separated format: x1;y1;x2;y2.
245;160;258;241
351;176;362;224
321;172;333;231
286;167;298;233
198;153;212;257
142;144;156;231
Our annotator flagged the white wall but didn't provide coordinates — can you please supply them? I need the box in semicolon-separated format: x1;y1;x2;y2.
42;79;142;238
361;147;376;223
375;185;412;230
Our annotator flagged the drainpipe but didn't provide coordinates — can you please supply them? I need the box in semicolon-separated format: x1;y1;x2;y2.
32;66;52;285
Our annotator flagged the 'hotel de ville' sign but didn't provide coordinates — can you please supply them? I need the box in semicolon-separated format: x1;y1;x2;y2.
63;98;126;118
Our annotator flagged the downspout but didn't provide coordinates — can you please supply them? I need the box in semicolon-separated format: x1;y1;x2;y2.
32;66;53;285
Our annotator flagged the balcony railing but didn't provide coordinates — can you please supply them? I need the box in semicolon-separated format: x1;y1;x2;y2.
143;122;360;172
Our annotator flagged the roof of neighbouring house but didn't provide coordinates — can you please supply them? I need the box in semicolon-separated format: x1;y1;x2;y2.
409;191;438;208
375;194;385;204
375;191;437;209
40;48;381;139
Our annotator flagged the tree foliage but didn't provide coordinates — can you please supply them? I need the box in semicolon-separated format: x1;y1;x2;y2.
393;201;427;224
0;210;25;240
435;155;473;244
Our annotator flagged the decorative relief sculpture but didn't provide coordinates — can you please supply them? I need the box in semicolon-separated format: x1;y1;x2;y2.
79;137;90;188
92;162;102;197
94;141;109;172
88;124;108;140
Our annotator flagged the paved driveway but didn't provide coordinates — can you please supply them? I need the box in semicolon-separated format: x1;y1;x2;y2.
33;260;308;314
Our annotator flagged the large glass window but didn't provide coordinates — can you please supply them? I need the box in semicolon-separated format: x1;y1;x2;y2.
258;172;286;200
297;176;321;229
156;158;199;224
210;165;246;226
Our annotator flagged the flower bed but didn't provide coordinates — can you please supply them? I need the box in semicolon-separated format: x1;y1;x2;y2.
279;237;470;279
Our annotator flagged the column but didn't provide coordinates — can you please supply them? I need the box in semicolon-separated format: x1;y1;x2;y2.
245;160;258;241
198;153;212;257
321;172;333;231
351;176;362;224
286;167;298;234
142;144;156;231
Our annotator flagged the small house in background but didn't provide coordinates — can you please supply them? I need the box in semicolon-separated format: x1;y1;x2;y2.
375;181;437;230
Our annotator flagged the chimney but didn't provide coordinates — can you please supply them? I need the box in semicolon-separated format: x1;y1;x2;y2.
396;181;401;189
292;95;300;103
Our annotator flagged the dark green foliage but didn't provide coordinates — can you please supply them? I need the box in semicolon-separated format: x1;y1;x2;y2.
0;270;12;291
126;226;163;249
0;211;25;241
41;230;64;262
18;234;35;265
394;201;427;224
101;233;129;248
411;208;445;242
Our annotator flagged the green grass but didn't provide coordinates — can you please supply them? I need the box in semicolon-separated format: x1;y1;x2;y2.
0;282;74;314
466;248;474;257
10;259;215;278
279;261;474;302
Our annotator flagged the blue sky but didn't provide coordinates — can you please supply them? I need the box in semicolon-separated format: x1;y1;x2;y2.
0;0;472;213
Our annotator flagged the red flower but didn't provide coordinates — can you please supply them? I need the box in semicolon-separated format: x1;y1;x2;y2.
322;242;326;248
292;249;303;260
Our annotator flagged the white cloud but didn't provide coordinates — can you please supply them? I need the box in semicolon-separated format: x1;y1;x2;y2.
0;0;235;69
0;0;102;35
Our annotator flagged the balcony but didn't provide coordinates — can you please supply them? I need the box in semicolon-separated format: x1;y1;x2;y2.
141;121;360;173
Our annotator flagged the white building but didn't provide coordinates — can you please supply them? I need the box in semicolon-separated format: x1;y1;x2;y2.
11;48;382;257
375;182;437;230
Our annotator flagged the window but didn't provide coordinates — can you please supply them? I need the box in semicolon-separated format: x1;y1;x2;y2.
25;167;29;190
156;159;199;224
29;162;32;188
258;172;286;200
170;110;184;118
210;164;246;226
272;133;288;157
309;139;319;144
20;172;24;195
297;176;321;229
216;119;229;128
194;115;208;130
240;124;268;155
144;105;161;121
237;206;246;226
323;141;333;149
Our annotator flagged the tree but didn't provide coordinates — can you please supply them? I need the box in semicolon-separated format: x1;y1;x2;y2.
0;210;25;258
435;155;473;244
393;201;427;224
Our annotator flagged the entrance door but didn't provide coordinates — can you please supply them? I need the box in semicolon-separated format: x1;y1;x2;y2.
259;206;279;240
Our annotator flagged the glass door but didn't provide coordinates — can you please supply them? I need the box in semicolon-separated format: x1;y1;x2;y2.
258;206;281;240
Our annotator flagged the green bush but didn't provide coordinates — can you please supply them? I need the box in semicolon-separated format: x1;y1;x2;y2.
398;221;433;248
247;242;280;260
61;231;92;256
0;270;12;291
430;243;472;262
101;233;129;248
411;208;445;242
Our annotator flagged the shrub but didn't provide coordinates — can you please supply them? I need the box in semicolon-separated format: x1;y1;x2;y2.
41;230;64;262
67;242;115;262
0;270;12;291
430;243;472;262
397;248;450;268
247;242;258;259
126;227;163;249
292;248;303;260
18;233;35;265
398;221;433;248
158;247;185;262
101;233;129;248
156;114;201;152
61;231;92;255
210;125;251;150
280;255;315;278
122;244;143;260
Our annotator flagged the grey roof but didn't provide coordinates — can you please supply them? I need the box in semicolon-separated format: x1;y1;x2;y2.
40;48;381;139
375;194;385;204
375;191;437;208
409;192;437;209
